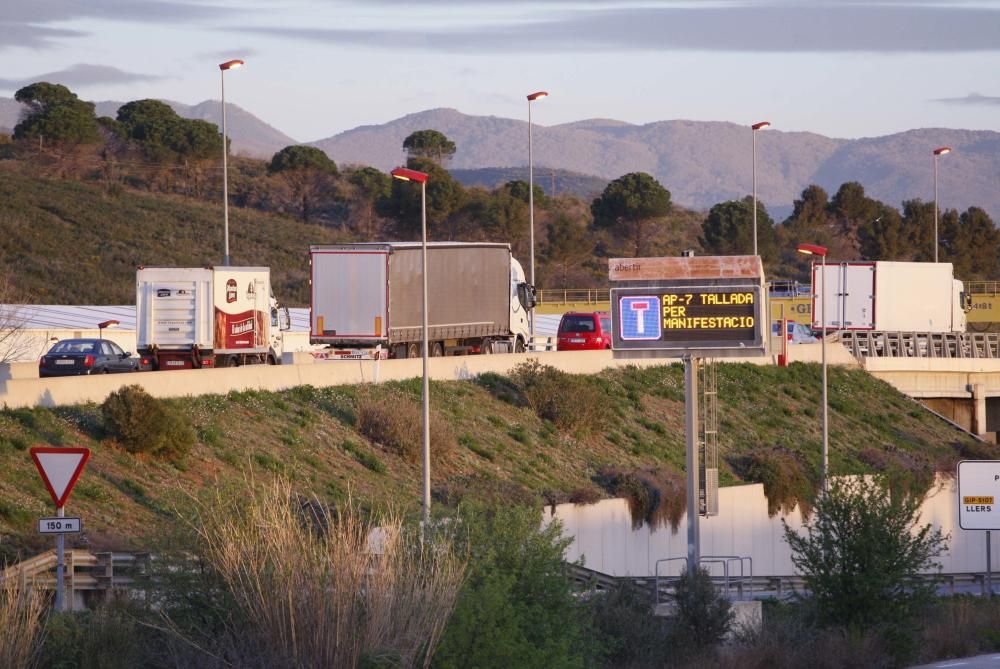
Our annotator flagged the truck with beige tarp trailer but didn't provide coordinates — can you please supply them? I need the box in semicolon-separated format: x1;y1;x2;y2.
309;242;535;359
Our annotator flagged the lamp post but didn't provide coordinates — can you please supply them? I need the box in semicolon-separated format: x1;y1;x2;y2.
751;121;770;258
97;320;120;340
219;58;244;266
526;91;548;349
390;167;431;527
797;242;829;490
933;146;952;263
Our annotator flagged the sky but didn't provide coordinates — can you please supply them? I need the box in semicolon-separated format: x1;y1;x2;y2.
1;0;999;143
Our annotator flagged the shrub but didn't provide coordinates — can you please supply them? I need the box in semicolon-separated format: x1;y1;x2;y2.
101;385;195;461
730;446;816;516
668;566;734;658
595;466;685;530
589;580;671;667
40;600;145;669
355;391;455;463
433;503;594;669
510;360;608;434
782;476;947;665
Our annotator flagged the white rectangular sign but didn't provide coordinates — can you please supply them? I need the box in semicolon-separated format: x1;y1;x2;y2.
37;517;82;534
957;461;1000;530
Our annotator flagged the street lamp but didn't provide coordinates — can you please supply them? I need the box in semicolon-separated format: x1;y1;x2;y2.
527;90;548;349
97;320;120;340
751;121;770;258
933;146;952;263
219;58;244;266
390;166;431;527
797;242;829;491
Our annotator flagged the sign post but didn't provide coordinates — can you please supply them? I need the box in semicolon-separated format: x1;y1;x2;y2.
611;255;767;568
957;460;1000;598
29;447;91;612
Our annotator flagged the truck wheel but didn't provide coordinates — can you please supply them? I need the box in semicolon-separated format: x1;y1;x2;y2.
393;344;408;359
515;338;525;353
431;342;444;357
228;355;241;367
481;338;492;355
407;343;420;358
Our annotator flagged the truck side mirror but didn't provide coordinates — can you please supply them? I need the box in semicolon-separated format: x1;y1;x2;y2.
280;306;292;331
517;283;537;310
962;291;973;313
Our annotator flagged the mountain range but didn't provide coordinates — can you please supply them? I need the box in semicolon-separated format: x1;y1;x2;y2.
2;98;997;221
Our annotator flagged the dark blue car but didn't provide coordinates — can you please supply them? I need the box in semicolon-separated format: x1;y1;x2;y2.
39;338;140;377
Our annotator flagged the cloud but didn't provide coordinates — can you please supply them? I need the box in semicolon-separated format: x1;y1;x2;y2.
198;47;260;60
0;1;240;51
4;1;234;24
933;93;1000;106
0;64;167;90
0;23;85;50
239;3;1000;54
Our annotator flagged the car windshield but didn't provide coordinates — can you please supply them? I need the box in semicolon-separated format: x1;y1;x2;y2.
51;341;97;354
560;315;597;333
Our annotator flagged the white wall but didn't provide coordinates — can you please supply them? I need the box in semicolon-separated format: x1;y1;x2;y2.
543;475;997;577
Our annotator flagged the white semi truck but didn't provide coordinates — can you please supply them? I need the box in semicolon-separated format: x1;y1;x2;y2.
811;261;967;333
309;242;535;359
136;266;291;370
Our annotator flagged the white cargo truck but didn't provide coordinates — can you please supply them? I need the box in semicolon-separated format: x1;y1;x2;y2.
811;261;967;333
136;266;291;370
309;242;535;359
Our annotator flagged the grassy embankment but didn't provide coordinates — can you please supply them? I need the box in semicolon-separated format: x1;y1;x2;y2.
0;166;342;305
0;361;990;562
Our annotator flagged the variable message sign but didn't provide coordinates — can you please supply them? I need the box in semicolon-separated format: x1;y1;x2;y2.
612;284;765;357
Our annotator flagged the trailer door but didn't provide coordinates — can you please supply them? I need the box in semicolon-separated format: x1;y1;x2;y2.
813;262;875;330
312;250;388;339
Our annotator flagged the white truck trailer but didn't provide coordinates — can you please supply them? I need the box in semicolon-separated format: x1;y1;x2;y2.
136;266;291;370
811;261;967;333
309;242;535;359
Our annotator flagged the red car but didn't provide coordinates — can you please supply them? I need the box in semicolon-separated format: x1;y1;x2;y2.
556;312;613;351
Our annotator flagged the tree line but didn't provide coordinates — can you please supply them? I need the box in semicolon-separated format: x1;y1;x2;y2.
6;81;999;287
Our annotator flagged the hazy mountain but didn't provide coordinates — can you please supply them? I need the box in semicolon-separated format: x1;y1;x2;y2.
311;108;1000;220
0;97;296;159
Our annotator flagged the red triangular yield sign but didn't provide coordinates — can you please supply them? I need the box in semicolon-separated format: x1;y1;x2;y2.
30;447;91;508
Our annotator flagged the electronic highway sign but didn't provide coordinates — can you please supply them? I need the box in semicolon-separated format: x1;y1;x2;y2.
612;285;765;357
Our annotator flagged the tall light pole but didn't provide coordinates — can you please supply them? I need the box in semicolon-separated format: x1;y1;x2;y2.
527;90;548;349
751;121;770;258
933;146;952;263
797;242;829;491
219;58;244;266
391;167;431;527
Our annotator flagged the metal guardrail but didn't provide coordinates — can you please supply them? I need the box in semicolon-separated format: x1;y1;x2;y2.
840;331;1000;359
536;289;608;306
1;549;147;610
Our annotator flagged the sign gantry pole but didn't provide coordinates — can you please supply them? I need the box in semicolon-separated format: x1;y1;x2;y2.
684;355;700;568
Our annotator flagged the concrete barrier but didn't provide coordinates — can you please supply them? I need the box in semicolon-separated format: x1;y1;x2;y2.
0;349;779;409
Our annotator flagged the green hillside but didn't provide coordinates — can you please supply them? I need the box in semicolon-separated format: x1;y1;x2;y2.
0;167;341;306
0;362;989;561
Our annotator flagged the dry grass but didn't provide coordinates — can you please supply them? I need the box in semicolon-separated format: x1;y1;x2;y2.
0;581;48;669
187;477;466;668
